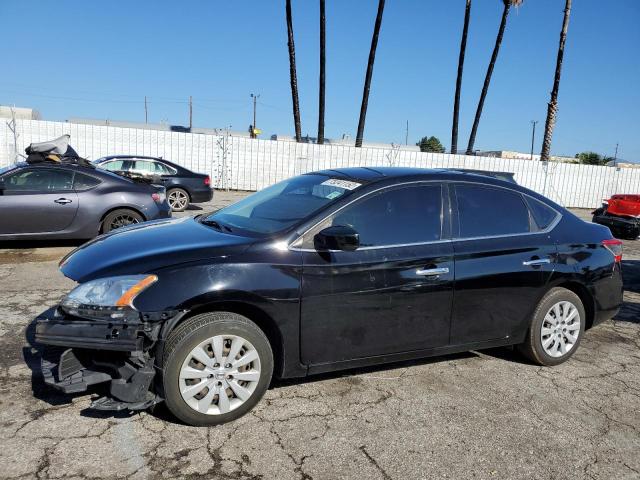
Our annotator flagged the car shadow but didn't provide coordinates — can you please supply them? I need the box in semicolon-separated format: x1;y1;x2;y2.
186;204;203;211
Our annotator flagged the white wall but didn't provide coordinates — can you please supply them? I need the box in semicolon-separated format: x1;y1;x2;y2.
2;119;639;209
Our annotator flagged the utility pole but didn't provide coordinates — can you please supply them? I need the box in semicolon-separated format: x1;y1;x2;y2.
250;93;260;138
405;120;409;146
189;96;193;130
530;120;538;161
613;142;619;166
144;96;148;124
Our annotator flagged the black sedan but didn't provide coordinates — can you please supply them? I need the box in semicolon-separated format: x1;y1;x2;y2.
0;162;171;240
94;155;213;211
35;167;623;426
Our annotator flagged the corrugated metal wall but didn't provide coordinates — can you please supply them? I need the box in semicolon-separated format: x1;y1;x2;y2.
2;119;639;208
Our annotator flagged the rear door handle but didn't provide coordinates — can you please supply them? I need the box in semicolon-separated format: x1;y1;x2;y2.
522;258;551;266
416;267;450;276
54;198;72;205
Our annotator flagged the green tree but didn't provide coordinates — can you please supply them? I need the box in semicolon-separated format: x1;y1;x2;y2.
575;152;607;166
417;136;445;153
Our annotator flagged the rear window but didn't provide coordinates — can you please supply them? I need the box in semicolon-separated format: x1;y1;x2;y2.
524;196;558;230
456;184;530;238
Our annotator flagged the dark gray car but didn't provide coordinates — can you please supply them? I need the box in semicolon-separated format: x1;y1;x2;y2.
0;162;171;240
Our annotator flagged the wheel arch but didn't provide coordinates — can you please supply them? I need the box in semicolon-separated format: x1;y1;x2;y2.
167;185;192;200
99;206;147;232
160;301;285;378
551;280;596;330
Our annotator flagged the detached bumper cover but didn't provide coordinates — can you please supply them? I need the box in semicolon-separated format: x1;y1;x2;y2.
35;308;174;409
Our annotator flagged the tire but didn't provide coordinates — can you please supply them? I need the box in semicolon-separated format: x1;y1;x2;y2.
517;287;586;366
101;208;143;233
167;188;190;212
162;312;273;426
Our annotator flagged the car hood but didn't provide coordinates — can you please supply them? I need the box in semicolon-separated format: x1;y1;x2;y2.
60;216;255;283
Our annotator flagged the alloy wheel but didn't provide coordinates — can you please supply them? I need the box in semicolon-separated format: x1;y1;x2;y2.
540;300;581;358
110;214;140;230
168;190;189;210
179;334;261;415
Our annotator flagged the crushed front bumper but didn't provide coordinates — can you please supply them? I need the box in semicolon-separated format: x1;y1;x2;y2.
34;308;172;410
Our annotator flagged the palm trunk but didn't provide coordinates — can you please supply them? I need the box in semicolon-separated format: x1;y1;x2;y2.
466;1;511;155
451;0;472;155
286;0;302;142
540;0;571;161
355;0;385;148
317;0;326;145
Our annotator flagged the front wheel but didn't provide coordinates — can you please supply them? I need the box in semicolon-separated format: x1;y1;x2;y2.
517;288;585;366
162;312;273;426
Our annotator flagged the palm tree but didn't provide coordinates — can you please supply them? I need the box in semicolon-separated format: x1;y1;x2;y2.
286;0;302;142
318;0;326;145
466;0;523;155
451;0;472;154
540;0;572;161
355;0;386;148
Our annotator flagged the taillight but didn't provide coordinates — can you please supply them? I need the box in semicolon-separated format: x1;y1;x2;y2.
151;193;161;202
204;176;210;186
602;239;623;263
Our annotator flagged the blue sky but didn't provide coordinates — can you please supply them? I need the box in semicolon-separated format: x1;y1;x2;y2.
1;0;639;160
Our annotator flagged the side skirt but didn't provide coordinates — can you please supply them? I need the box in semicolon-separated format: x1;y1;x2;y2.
305;337;516;376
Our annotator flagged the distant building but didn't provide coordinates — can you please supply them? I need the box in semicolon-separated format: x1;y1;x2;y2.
476;150;576;163
67;117;250;137
270;133;420;151
0;105;41;120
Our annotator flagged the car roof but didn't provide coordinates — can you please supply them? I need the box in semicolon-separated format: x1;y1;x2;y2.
12;160;128;181
309;166;515;184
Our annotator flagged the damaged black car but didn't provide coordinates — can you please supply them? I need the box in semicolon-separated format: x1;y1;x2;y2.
35;167;623;426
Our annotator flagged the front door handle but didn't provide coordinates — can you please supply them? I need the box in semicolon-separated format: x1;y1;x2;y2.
54;198;72;205
523;257;551;266
416;267;449;276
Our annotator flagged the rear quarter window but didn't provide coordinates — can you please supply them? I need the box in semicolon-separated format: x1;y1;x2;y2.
73;172;101;190
524;196;559;230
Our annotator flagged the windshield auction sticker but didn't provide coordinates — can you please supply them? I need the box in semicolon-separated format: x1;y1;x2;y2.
321;178;362;190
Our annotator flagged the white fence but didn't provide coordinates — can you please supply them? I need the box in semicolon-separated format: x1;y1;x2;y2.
2;119;639;209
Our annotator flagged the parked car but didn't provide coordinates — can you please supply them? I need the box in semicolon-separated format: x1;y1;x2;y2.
592;194;640;239
94;156;213;212
0;162;171;240
36;167;623;426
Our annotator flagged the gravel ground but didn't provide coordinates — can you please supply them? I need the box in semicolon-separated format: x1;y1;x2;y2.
0;191;638;480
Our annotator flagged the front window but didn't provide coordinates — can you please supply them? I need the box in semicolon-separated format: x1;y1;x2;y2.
3;168;74;192
203;174;363;236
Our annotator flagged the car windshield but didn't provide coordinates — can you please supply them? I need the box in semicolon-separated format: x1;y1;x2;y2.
203;174;363;236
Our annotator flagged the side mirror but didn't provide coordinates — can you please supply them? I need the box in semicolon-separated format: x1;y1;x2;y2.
314;225;360;252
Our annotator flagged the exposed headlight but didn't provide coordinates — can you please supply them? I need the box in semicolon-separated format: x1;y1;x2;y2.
60;275;157;320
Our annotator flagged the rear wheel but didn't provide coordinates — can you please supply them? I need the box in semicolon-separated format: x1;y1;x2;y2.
517;288;585;366
162;312;273;426
101;208;143;233
167;188;190;212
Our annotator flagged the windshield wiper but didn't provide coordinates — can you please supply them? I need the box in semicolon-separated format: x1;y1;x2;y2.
200;218;233;233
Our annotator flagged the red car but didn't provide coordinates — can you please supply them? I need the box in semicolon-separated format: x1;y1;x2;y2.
592;194;640;239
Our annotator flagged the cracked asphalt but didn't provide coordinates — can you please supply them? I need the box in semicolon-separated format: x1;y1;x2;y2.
0;193;639;480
